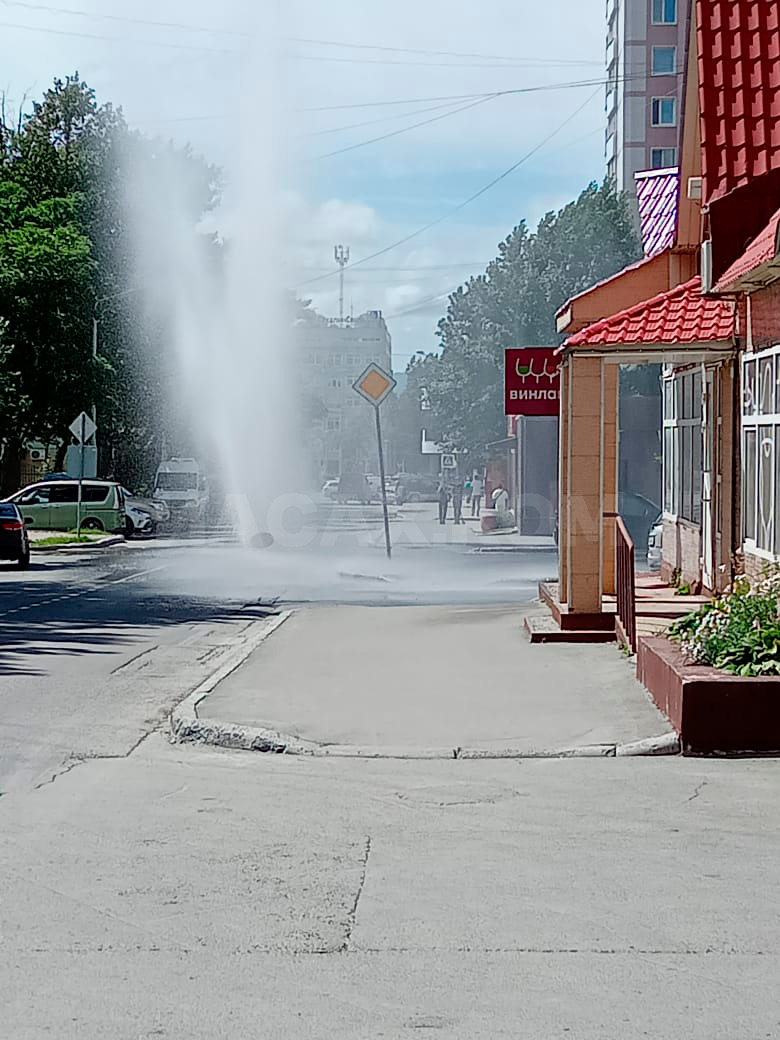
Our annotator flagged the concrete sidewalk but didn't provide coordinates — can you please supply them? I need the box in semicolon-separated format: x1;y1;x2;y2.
195;606;671;755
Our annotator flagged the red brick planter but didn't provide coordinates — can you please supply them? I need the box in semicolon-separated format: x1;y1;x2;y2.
638;637;780;755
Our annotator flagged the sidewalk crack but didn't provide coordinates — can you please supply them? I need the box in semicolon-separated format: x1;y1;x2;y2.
342;836;371;953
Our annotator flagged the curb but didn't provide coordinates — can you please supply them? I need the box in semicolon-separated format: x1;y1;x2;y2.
170;610;295;746
31;535;126;554
615;732;681;756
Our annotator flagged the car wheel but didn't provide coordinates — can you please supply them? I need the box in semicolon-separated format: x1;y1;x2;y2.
82;518;104;532
409;492;421;503
17;548;30;569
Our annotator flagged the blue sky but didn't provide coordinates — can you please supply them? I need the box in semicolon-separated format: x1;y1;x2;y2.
0;0;607;367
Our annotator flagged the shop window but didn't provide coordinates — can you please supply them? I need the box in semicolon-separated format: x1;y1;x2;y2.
663;370;703;524
742;349;780;557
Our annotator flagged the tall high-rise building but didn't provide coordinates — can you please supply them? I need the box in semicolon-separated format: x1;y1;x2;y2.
605;0;692;202
298;311;393;482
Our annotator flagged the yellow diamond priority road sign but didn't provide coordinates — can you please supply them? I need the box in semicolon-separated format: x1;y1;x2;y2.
353;363;396;407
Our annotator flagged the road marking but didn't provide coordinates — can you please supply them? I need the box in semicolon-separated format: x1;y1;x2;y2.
0;565;168;618
106;565;167;585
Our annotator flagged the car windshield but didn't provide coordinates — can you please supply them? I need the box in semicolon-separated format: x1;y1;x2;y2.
155;473;197;491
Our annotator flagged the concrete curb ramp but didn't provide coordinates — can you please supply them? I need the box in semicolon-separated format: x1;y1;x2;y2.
169;611;681;760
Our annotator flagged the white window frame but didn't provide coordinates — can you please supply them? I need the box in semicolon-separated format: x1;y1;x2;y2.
663;370;703;524
742;345;780;561
651;46;677;76
651;97;677;127
652;0;677;24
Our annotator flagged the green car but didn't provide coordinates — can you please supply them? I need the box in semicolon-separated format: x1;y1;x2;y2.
5;480;126;533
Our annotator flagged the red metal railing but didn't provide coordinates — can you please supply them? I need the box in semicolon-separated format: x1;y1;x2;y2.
614;515;636;652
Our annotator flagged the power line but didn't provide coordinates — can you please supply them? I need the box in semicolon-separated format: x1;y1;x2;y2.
305;97;488;138
0;18;241;52
308;94;498;161
296;87;602;288
289;37;602;67
289;52;603;71
0;0;245;35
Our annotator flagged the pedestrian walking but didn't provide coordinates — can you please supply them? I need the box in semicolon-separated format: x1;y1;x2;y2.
465;477;473;505
437;480;449;525
452;480;464;524
471;473;484;517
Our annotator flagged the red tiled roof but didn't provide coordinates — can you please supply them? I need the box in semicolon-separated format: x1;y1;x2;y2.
714;206;780;291
635;168;679;258
565;277;736;348
698;0;780;205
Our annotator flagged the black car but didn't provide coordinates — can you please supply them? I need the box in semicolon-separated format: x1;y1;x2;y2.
0;503;31;568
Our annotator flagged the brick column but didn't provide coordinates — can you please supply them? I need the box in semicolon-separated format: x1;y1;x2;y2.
601;363;619;596
566;355;603;614
558;358;570;597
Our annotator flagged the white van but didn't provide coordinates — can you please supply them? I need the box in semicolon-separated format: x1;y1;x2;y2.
153;459;207;525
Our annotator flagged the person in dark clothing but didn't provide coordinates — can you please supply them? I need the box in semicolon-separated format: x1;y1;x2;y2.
451;480;464;524
438;481;449;524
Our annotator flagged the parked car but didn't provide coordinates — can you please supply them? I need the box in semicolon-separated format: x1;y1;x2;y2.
0;503;30;568
647;514;663;570
321;479;340;501
121;488;170;527
618;490;661;554
3;480;126;533
394;474;440;504
337;472;374;505
125;501;155;538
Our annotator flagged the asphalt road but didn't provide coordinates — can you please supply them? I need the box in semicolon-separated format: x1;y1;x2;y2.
3;505;780;1037
0;504;556;790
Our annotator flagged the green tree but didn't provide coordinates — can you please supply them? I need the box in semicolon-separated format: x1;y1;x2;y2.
421;181;641;457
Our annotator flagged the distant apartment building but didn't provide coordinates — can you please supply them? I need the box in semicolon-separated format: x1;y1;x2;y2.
298;311;393;481
605;0;692;202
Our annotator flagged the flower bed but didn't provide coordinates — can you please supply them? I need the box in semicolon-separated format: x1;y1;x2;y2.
637;568;780;754
668;570;780;677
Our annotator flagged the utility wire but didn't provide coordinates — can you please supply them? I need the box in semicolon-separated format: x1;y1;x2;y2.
0;0;245;35
289;37;602;66
0;18;241;52
305;96;490;138
308;94;498;161
296;87;601;288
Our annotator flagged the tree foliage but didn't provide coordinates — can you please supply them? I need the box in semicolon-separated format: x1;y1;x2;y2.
0;74;220;491
415;181;641;457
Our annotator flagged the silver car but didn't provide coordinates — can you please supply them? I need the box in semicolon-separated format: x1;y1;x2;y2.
647;515;663;570
121;488;170;527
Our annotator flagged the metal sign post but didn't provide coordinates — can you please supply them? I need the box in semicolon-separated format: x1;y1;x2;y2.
69;411;97;538
353;363;397;560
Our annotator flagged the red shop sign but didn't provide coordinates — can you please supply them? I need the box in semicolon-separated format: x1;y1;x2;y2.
505;348;561;416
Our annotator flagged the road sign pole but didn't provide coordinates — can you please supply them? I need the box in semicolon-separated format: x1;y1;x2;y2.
77;413;85;537
374;406;392;559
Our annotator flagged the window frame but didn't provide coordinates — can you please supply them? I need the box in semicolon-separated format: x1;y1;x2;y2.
652;0;677;24
742;346;780;560
651;46;677;76
651;97;677;127
651;147;677;169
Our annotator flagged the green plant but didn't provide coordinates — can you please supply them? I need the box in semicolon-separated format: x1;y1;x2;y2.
668;567;780;676
675;582;692;596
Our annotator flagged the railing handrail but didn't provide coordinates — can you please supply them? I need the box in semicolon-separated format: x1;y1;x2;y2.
611;512;637;653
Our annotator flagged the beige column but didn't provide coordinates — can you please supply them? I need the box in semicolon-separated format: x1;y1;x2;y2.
601;363;619;596
558;358;570;598
566;354;604;614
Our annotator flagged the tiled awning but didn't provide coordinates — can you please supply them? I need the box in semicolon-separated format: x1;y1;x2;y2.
561;277;736;356
714;206;780;293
